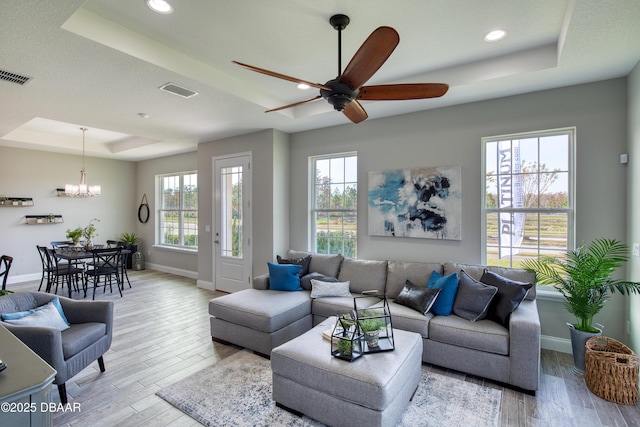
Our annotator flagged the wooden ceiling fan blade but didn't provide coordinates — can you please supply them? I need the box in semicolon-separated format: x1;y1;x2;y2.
358;83;449;100
339;27;399;90
233;61;331;91
265;96;322;113
343;100;368;124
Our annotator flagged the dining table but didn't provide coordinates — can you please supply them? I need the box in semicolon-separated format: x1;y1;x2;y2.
54;247;130;298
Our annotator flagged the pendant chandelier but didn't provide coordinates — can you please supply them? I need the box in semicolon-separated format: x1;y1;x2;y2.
64;127;101;197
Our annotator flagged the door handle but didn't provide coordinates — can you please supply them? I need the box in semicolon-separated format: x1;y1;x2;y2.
214;240;219;244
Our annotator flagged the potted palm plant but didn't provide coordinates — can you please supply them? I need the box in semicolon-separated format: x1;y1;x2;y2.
120;232;141;269
522;238;640;374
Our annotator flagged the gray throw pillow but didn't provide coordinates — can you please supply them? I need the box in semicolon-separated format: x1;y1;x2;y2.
480;269;533;327
300;272;338;291
452;270;498;322
395;280;441;314
277;255;311;277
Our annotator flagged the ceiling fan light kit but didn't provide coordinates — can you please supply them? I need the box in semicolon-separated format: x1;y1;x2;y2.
234;14;449;124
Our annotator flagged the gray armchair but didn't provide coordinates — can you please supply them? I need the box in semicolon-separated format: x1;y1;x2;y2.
0;292;113;404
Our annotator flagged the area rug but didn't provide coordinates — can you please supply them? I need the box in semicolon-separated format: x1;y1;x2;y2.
157;350;501;427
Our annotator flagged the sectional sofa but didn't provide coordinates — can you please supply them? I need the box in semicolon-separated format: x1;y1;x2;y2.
209;250;541;393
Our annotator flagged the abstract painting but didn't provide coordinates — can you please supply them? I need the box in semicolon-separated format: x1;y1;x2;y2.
368;165;461;240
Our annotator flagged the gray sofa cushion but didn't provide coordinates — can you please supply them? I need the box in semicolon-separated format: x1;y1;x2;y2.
385;301;432;337
338;258;387;295
311;295;381;319
385;261;444;299
429;315;509;355
444;262;537;300
287;250;344;278
209;289;311;333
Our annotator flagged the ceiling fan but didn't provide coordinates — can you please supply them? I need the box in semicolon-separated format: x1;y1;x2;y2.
233;14;449;124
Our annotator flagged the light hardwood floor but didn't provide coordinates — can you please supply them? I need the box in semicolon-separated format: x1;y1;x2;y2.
7;270;640;426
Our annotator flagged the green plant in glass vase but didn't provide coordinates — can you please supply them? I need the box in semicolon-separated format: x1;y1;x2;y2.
82;218;100;248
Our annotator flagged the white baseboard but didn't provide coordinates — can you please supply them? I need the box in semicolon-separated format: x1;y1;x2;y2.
541;334;572;354
197;280;215;291
6;273;42;285
143;263;198;279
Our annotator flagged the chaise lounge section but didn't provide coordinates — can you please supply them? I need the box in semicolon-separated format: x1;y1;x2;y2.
209;250;541;393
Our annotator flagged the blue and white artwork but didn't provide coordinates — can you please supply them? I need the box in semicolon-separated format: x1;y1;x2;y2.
368;165;462;240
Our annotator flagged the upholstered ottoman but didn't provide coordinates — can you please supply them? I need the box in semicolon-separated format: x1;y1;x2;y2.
209;289;313;356
271;317;422;427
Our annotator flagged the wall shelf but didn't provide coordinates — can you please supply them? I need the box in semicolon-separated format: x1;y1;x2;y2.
0;197;34;207
25;215;63;225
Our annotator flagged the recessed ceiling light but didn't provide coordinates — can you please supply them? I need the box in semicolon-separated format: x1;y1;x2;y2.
484;29;506;42
146;0;173;14
297;83;311;90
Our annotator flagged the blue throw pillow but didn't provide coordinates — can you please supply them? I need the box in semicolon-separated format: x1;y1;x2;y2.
426;271;459;315
268;262;303;291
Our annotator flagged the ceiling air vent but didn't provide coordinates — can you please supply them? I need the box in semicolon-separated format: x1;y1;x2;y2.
0;69;32;85
159;82;198;99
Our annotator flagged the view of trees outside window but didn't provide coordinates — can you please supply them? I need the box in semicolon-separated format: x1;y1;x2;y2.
312;154;357;257
483;129;574;267
221;166;242;258
159;172;198;248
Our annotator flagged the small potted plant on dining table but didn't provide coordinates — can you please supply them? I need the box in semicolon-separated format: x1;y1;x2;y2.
66;227;83;246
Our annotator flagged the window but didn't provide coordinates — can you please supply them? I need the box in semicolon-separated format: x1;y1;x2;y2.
311;153;357;257
482;128;574;267
158;171;198;249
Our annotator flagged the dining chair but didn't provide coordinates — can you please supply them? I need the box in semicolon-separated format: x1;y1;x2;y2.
51;240;75;268
0;255;13;291
85;248;123;300
107;240;131;289
36;245;53;291
47;248;85;295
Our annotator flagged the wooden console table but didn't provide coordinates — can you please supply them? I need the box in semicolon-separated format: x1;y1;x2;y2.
0;324;56;427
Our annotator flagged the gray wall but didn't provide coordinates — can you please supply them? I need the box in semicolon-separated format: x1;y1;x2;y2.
628;60;640;354
0;147;136;280
196;129;290;289
136;151;198;276
289;78;630;344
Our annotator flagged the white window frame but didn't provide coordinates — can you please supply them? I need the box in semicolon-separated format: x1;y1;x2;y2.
309;152;358;257
156;171;198;250
481;127;575;267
